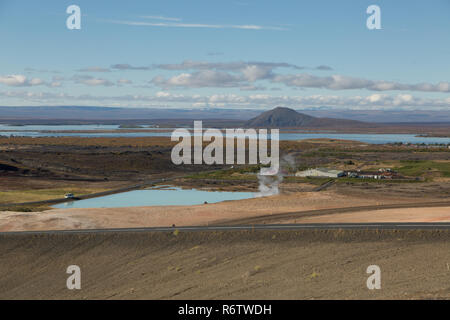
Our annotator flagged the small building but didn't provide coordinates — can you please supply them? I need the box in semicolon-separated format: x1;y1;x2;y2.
359;173;381;179
295;168;344;178
347;171;359;178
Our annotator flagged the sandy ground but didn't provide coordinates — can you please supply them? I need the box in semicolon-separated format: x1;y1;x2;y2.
1;230;450;299
0;190;447;232
285;207;450;224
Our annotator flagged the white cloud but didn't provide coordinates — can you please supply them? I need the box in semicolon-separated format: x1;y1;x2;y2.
117;79;132;85
50;81;62;88
2;90;450;110
82;79;114;86
155;60;303;71
273;73;450;93
106;20;287;31
151;61;449;93
0;74;45;87
110;64;150;70
152;70;243;88
29;78;44;86
140;15;181;22
72;75;114;87
241;65;273;82
77;66;111;72
24;68;61;74
151;61;308;88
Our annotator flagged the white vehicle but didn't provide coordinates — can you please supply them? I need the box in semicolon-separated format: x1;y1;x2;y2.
64;193;75;199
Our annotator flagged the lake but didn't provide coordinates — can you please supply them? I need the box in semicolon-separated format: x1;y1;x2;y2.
1;124;449;144
52;186;255;209
0;124;121;131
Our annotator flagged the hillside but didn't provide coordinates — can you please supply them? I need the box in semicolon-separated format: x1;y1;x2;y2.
1;230;450;299
245;106;373;128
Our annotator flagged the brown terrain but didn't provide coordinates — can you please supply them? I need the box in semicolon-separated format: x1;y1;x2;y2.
0;135;449;231
1;191;450;232
0;122;449;300
1;230;450;299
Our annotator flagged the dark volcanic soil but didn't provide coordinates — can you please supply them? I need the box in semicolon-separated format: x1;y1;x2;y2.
1;230;450;300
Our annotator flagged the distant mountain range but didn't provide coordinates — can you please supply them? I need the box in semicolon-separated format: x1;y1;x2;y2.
0;106;260;121
300;109;450;123
244;107;370;128
0;106;449;124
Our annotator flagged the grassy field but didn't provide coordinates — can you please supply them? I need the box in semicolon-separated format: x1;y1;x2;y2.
0;187;108;205
185;166;260;181
395;160;450;178
1;137;448;207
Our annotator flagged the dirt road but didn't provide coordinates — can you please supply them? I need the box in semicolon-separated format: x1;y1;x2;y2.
219;201;450;225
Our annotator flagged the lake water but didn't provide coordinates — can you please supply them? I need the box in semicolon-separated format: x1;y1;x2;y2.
1;124;449;144
52;186;255;209
278;133;450;144
0;124;171;131
0;124;121;131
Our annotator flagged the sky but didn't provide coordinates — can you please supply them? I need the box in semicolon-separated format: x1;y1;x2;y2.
0;0;449;110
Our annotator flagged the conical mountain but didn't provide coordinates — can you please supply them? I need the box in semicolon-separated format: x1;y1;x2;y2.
245;106;370;128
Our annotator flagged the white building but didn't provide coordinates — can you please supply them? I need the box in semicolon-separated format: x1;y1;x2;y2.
295;168;344;178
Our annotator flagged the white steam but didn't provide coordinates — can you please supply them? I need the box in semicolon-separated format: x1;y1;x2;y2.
254;154;296;197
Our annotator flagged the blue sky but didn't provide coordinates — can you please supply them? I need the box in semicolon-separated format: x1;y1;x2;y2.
0;0;449;110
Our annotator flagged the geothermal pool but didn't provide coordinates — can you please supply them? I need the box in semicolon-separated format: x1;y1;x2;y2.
52;186;255;209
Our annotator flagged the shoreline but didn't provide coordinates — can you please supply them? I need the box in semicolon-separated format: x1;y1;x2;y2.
1;190;450;232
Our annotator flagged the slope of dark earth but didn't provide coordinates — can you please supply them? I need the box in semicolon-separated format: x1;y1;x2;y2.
1;230;450;299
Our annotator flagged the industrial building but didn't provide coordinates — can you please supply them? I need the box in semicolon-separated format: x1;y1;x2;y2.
295;168;344;178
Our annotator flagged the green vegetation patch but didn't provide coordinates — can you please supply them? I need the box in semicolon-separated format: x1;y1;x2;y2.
395;160;450;178
284;176;331;185
118;124;144;129
0;188;107;205
185;166;263;181
336;177;421;184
